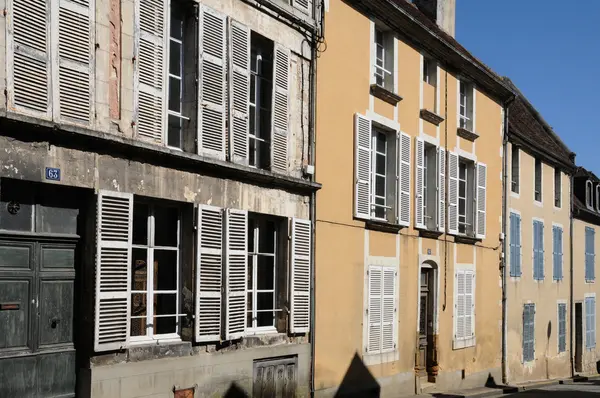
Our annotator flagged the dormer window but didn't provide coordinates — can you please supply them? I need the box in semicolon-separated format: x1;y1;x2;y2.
596;185;600;213
586;180;594;210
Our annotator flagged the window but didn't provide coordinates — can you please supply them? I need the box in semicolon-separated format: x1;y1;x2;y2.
511;146;519;194
131;202;181;341
423;144;438;230
553;226;563;281
534;159;542;202
596;185;600;213
458;80;474;131
509;212;522;277
586;296;596;350
167;2;188;149
374;27;394;91
533;220;544;281
454;269;475;349
585;226;595;282
372;130;389;220
523;303;535;362
586;180;594;209
558;303;567;353
458;160;475;235
554;168;561;208
367;265;397;354
423;58;436;86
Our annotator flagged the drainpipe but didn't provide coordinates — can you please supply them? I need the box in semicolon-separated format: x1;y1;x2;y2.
569;168;578;377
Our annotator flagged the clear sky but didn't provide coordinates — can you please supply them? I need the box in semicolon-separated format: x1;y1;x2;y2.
456;0;600;174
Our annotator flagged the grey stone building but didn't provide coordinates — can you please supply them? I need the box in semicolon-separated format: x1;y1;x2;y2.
0;0;321;396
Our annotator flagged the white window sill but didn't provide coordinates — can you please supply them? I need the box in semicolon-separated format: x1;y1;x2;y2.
453;336;476;350
534;200;543;208
363;349;399;366
510;191;520;199
129;335;182;346
245;327;279;336
585;280;596;284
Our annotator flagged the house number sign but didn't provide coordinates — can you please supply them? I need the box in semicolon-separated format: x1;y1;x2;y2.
45;167;61;181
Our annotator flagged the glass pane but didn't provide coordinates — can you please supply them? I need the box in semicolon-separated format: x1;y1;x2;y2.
248;218;255;251
250;51;258;73
376;133;386;153
375;176;386;197
168;76;181;112
376;74;383;87
249;109;256;136
247;257;253;289
250;76;256;103
259;109;271;140
170;10;183;40
154;206;179;247
248;292;253;312
257;256;274;290
459;164;466;179
258;220;275;254
154;250;177;291
376;45;383;63
257;311;274;328
133;203;148;245
376;153;386;174
131;293;147;336
167;114;182;149
154;294;177;335
0;186;33;232
131;248;148;290
459;180;466;196
459;198;466;215
169;41;181;76
247;311;253;328
257;292;274;311
249;138;256;167
259;79;272;108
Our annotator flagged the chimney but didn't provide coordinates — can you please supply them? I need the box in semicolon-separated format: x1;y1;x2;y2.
412;0;456;38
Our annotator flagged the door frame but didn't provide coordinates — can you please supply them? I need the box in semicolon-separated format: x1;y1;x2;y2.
575;301;583;373
416;260;439;377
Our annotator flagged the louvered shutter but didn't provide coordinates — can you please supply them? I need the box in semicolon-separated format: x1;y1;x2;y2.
225;209;247;340
586;227;595;281
94;190;133;352
381;266;397;352
455;270;465;340
465;271;475;338
354;114;372;219
7;0;52;118
398;132;411;226
593;299;597;348
510;213;522;277
523;304;535;362
198;6;227;159
448;152;459;234
271;44;290;173
415;137;425;229
553;226;563;281
475;163;487;239
56;0;95;125
229;19;250;165
367;266;382;353
134;0;168;143
293;0;312;15
558;303;566;353
291;218;311;333
533;221;544;280
438;147;445;232
196;205;223;342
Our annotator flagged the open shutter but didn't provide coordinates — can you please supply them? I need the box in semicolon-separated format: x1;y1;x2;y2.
7;0;52;118
134;0;168;143
95;190;133;352
271;44;290;173
225;209;247;340
465;270;475;338
292;0;312;15
415;137;425;229
56;0;95;125
198;5;227;159
448;152;459;234
438;147;445;232
455;270;465;340
367;266;382;353
475;163;487;239
291;218;311;333
381;266;397;352
196;205;223;342
354;114;372;219
591;228;596;281
229;19;250;164
398;132;411;226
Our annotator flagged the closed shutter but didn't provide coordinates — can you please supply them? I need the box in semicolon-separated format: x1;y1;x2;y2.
558;303;566;353
593;299;597;348
367;266;382;353
135;0;168;143
291;218;311;334
7;0;52;118
398;132;411;226
56;0;94;125
229;19;250;165
225;209;247;340
354;114;372;220
586;297;596;349
510;213;522;277
586;227;595;281
271;44;290;173
455;270;465;340
553;226;563;281
415;137;425;229
437;147;445;232
523;304;535;362
292;0;312;15
198;5;227;159
465;270;475;338
475;163;487;239
196;205;223;342
533;221;544;280
381;266;397;353
448;151;459;235
94;190;133;352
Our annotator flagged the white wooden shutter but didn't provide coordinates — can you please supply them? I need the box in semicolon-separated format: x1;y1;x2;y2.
455;269;465;340
196;205;223;342
398;132;411;226
448;151;459;235
225;208;247;340
465;270;475;338
56;0;95;125
95;190;133;352
271;44;290;173
354;114;372;219
381;266;397;352
291;218;311;333
438;147;446;232
198;5;227;159
367;266;382;353
293;0;312;15
415;137;425;229
229;19;250;165
134;0;168;143
475;163;487;239
7;0;52;118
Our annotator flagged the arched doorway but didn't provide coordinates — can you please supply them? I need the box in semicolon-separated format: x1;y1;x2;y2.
417;260;438;381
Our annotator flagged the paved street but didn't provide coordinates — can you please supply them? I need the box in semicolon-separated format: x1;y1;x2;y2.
503;382;600;397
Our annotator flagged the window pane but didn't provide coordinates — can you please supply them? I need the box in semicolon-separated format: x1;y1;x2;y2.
257;255;274;290
259;79;272;108
247;256;254;289
248;291;253;312
459;199;466;215
170;11;183;40
247;311;253;328
257;292;275;327
257;310;275;328
168;76;181;113
154;293;177;335
459;180;466;195
459;164;466;179
0;186;33;232
259;109;272;140
167;114;182;149
376;153;386;175
131;293;147;336
376;133;386;153
375;176;386;197
133;203;148;245
258;220;275;254
154;206;179;247
169;41;181;76
132;248;148;290
248;218;255;251
154;250;177;291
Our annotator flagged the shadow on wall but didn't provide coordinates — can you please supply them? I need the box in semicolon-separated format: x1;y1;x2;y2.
333;353;380;397
224;383;249;398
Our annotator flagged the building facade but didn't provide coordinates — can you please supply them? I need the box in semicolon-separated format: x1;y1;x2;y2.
504;87;576;384
314;0;513;396
0;0;320;397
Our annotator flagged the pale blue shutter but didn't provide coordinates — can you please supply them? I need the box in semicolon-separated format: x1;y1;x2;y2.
510;213;521;277
558;303;566;353
586;227;595;281
523;304;535;362
586;297;596;349
533;221;544;280
553;226;563;281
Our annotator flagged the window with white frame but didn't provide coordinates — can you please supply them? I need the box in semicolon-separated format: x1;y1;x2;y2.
554;168;561;208
454;268;475;349
423;143;438;230
374;27;394;91
511;146;519;194
131;202;181;341
596;185;600;213
458;159;475;236
534;158;542;202
586;296;596;350
458;80;474;131
586;180;594;209
423;57;437;87
372;130;390;220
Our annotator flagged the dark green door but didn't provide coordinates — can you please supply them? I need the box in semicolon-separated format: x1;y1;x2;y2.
0;238;77;398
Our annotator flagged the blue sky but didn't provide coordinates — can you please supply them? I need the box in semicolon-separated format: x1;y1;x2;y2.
456;0;600;173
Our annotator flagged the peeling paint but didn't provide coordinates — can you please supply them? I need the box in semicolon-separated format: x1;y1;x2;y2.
183;186;197;202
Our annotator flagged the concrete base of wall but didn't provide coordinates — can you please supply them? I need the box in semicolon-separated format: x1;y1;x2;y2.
435;367;502;392
314;371;415;397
